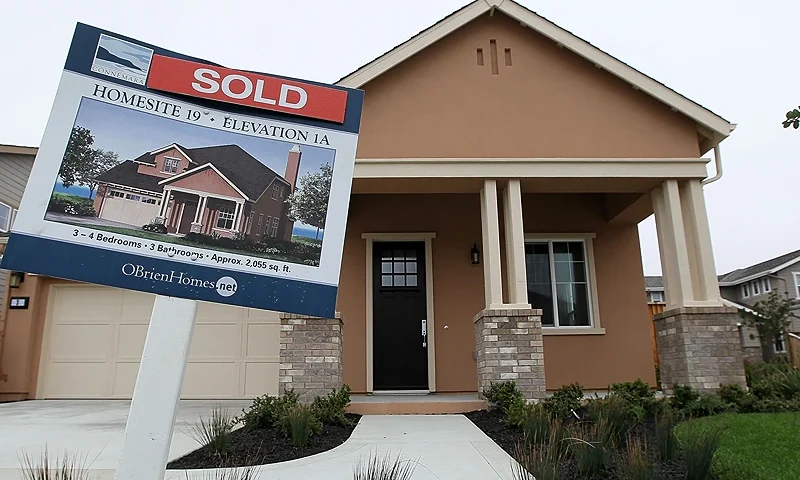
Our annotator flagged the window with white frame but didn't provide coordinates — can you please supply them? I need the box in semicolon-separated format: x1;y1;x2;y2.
109;190;125;198
257;214;264;235
741;277;772;299
525;239;594;328
271;184;280;200
216;206;235;229
0;202;12;232
742;283;750;298
270;217;279;237
648;291;665;304
794;273;800;299
162;157;180;173
247;212;254;234
753;279;761;295
775;333;787;354
125;193;142;202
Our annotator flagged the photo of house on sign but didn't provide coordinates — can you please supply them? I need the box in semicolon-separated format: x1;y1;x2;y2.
45;97;334;266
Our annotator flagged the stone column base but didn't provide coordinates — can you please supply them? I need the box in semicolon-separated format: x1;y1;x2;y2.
189;222;202;233
654;306;747;395
474;308;546;402
154;216;166;224
279;312;343;403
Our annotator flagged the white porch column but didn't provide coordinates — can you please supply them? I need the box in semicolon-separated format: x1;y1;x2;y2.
232;202;243;233
480;179;504;309
502;180;530;307
193;196;207;223
652;180;694;309
158;189;171;218
680;180;723;305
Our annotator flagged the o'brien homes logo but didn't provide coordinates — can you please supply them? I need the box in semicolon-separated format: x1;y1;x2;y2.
121;263;238;298
91;34;154;85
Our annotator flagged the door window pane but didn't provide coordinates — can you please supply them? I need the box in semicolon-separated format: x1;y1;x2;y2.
379;246;421;288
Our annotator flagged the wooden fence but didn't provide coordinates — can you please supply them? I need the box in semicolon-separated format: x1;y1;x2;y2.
648;303;665;368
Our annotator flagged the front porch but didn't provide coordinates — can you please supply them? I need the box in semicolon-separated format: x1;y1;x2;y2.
156;187;247;238
277;157;746;406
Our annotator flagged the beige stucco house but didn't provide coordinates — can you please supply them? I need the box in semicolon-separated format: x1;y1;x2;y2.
0;0;741;404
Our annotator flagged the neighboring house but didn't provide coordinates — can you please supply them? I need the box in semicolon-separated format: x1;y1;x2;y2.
1;0;739;402
0;144;36;382
93;143;301;241
645;250;800;359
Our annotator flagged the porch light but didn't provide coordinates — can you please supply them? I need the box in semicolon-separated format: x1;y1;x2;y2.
470;244;481;265
9;271;25;288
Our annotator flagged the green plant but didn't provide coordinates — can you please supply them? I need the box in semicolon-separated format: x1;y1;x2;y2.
353;450;418;480
542;382;583;418
142;221;168;233
616;435;656;480
687;394;729;418
569;419;612;478
680;422;726;480
775;368;800;399
584;395;635;444
235;389;299;429
511;428;568;480
506;401;552;444
18;447;94;480
653;409;679;462
312;384;353;426
47;193;96;217
187;464;261;480
610;378;661;418
188;406;234;457
483;381;525;412
739;291;798;362
280;404;321;448
669;384;699;411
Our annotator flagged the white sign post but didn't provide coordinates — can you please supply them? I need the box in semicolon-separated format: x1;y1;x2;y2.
115;295;197;480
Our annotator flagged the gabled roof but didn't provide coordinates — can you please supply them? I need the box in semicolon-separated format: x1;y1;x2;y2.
98;144;289;200
95;160;165;193
131;143;194;166
718;249;800;286
0;144;37;155
335;0;735;152
163;144;288;200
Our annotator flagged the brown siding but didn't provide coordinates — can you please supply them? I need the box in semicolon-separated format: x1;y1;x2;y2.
337;193;656;393
248;180;289;240
355;12;700;160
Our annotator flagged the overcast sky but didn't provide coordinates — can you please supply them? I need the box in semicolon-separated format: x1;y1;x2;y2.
2;0;798;276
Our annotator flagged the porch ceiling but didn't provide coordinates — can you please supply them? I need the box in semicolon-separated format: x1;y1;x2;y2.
351;177;664;195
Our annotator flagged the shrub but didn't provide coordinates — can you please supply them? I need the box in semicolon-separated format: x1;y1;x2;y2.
680;422;725;480
584;395;635;444
616;435;656;480
47;193;96;217
483;381;525;413
745;359;793;386
569;419;612;478
142;221;167;233
775;368;800;399
311;385;352;426
19;447;92;480
235;389;299;429
687;394;729;418
511;428;568;480
505;401;551;443
669;384;699;411
188;406;234;457
609;378;661;418
653;409;679;462
280;404;321;448
542;382;583;418
353;450;418;480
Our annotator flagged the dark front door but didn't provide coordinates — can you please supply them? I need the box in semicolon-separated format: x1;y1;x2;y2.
373;241;428;391
178;202;197;234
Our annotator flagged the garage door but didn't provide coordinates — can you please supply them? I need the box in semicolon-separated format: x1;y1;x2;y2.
39;285;280;399
99;194;160;227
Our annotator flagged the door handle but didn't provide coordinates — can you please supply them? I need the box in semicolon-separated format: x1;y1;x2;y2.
422;319;427;348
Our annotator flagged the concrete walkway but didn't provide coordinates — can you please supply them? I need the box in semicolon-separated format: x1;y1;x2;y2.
0;401;519;480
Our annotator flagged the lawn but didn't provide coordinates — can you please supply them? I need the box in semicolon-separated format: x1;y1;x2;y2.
60;222;316;265
676;412;800;480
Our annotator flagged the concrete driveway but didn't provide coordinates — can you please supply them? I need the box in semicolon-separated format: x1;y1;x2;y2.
0;400;249;478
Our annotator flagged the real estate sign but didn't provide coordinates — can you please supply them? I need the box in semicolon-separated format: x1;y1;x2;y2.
0;23;364;318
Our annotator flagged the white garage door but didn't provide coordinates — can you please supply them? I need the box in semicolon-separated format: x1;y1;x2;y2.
39;285;280;399
99;195;160;227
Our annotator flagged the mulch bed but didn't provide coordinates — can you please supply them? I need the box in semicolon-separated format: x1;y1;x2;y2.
465;409;715;480
167;413;362;470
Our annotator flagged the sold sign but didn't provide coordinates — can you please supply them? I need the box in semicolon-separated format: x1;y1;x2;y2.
146;55;348;123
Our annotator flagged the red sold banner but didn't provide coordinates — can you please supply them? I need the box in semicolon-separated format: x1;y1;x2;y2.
146;55;348;123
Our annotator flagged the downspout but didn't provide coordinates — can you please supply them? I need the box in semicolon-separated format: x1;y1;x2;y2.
702;144;723;185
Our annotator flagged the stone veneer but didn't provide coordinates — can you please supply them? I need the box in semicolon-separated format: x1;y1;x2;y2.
474;308;546;402
278;312;343;402
654;306;747;395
